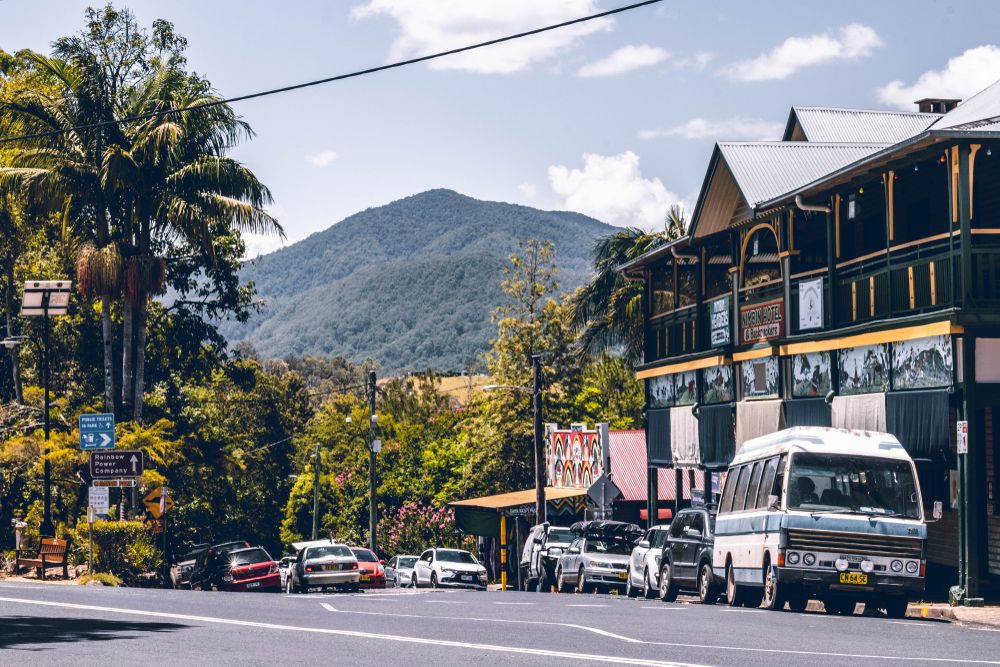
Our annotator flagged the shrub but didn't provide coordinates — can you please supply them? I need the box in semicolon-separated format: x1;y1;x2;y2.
72;520;161;586
77;572;123;587
377;502;458;556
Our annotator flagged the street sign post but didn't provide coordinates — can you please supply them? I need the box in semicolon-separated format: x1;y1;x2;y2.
587;473;622;520
144;486;174;518
90;450;144;479
79;413;115;450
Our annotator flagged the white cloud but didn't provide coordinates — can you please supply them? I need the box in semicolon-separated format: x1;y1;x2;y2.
547;151;682;228
305;150;338;167
517;182;538;199
577;44;669;78
351;0;612;74
723;24;883;82
876;45;1000;109
639;116;783;141
673;51;714;71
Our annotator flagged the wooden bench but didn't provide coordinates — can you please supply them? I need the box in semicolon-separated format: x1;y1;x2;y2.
16;537;70;580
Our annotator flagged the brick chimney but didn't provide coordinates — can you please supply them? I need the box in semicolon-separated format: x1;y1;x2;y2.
915;98;961;114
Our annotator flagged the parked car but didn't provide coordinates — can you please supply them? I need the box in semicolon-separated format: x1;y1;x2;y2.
555;521;642;594
190;540;251;591
350;546;387;589
170;543;208;590
286;541;360;594
385;555;418;588
625;524;671;599
277;556;295;590
657;507;720;604
412;548;487;590
217;547;282;592
520;523;573;592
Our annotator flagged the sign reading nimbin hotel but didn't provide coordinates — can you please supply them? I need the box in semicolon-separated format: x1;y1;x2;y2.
740;298;784;344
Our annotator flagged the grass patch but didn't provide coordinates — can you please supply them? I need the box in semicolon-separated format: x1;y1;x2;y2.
77;572;123;587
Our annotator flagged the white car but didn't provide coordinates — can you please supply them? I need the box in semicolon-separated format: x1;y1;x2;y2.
286;541;361;593
385;554;418;587
412;548;487;590
626;524;671;599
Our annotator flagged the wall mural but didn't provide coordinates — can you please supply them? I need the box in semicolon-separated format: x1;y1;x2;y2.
675;371;698;406
792;351;832;398
893;335;953;390
839;343;890;395
702;365;734;404
649;374;676;408
547;429;605;489
741;356;779;399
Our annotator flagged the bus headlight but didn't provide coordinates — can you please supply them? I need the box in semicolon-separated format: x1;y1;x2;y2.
890;560;903;573
860;560;874;574
905;561;919;574
786;552;800;565
802;553;816;566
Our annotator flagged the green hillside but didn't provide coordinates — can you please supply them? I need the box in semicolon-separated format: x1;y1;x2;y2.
224;189;614;371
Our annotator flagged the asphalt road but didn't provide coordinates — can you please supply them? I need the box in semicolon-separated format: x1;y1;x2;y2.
1;581;999;666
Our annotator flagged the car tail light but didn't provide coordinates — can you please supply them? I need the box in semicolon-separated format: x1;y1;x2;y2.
305;566;313;573
351;563;359;570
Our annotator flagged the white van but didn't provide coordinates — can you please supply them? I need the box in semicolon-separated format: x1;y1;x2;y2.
713;427;927;617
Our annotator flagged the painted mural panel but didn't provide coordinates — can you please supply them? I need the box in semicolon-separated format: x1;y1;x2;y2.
741;356;779;399
675;371;698;406
702;365;734;404
839;343;890;395
546;429;605;489
792;351;833;398
893;335;953;390
649;374;675;408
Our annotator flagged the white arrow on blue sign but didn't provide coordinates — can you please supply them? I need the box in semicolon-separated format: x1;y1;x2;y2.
79;413;115;451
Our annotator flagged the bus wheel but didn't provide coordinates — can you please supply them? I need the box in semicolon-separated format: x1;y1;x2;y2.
725;562;744;607
761;562;786;611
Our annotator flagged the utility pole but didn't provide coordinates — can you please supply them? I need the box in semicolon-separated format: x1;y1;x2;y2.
368;370;378;554
311;442;320;540
532;355;545;524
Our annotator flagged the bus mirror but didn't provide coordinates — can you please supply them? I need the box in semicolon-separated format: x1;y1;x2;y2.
932;501;943;521
767;494;780;511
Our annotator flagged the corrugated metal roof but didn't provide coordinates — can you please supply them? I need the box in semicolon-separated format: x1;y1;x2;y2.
788;107;939;143
719;142;890;208
608;430;702;502
933;77;1000;129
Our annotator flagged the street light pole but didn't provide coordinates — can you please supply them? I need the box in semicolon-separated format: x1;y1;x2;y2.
532;355;545;524
368;371;378;554
41;304;52;537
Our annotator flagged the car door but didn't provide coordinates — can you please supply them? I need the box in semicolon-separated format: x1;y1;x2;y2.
680;512;706;584
563;538;582;582
631;530;651;584
385;557;397;584
416;550;432;584
665;513;689;576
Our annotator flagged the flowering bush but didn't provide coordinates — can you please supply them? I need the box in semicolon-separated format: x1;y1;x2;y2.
378;501;457;556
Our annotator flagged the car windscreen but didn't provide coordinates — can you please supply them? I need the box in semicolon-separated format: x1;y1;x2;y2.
229;549;271;566
546;529;573;544
584;540;631;555
788;452;920;519
436;550;478;564
352;549;378;562
305;545;353;559
397;557;418;568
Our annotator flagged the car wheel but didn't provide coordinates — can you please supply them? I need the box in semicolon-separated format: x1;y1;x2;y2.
658;563;678;602
697;562;717;605
538;568;551;593
576;568;593;594
431;573;438;589
643;568;657;600
761;561;786;611
625;570;638;598
556;568;571;593
883;595;908;619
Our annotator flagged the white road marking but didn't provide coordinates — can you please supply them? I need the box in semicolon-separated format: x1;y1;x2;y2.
887;621;928;627
426;600;466;604
567;603;608;607
320;603;337;612
640;606;687;610
0;596;701;667
722;608;764;613
493;602;534;606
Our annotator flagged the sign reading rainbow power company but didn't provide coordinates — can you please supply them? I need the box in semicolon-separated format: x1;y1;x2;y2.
740;298;784;344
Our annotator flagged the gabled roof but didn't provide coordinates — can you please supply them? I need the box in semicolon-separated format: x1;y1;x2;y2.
932;77;1000;130
688;142;889;239
783;106;939;143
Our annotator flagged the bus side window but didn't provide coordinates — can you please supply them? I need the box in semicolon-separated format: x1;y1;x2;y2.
755;457;779;510
719;466;740;514
732;465;753;513
773;454;787;506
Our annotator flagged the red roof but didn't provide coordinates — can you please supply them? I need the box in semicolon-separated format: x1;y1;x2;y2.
608;430;704;502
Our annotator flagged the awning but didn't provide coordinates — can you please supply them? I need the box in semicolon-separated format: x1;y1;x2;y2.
832;393;887;431
699;403;735;470
449;487;587;537
736;399;785;448
784;397;832;428
886;389;950;459
609;430;700;502
670;406;700;468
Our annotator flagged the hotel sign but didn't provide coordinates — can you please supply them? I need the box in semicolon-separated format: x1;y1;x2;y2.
740;298;784;344
710;296;731;347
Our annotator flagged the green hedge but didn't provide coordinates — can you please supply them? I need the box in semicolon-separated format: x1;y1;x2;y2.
73;520;161;586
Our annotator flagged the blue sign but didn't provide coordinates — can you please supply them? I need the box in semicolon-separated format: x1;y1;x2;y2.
79;413;115;450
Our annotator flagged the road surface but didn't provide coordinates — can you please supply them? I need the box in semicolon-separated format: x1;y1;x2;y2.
1;581;998;666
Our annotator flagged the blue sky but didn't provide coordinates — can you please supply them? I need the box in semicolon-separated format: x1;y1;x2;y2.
2;0;999;256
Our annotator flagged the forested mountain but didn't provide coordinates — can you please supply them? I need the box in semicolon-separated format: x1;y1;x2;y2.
223;189;614;371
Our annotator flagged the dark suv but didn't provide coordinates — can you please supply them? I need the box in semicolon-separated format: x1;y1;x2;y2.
190;540;251;591
520;523;573;592
656;508;721;604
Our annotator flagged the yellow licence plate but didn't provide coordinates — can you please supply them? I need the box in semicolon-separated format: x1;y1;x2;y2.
360;574;370;581
839;572;868;585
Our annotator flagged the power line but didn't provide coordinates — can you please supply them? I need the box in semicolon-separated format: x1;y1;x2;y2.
0;0;664;146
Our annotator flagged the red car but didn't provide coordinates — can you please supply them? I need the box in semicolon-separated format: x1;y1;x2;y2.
218;547;282;592
350;547;387;589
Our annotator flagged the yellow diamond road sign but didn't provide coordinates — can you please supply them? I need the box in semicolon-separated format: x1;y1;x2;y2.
143;487;174;518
